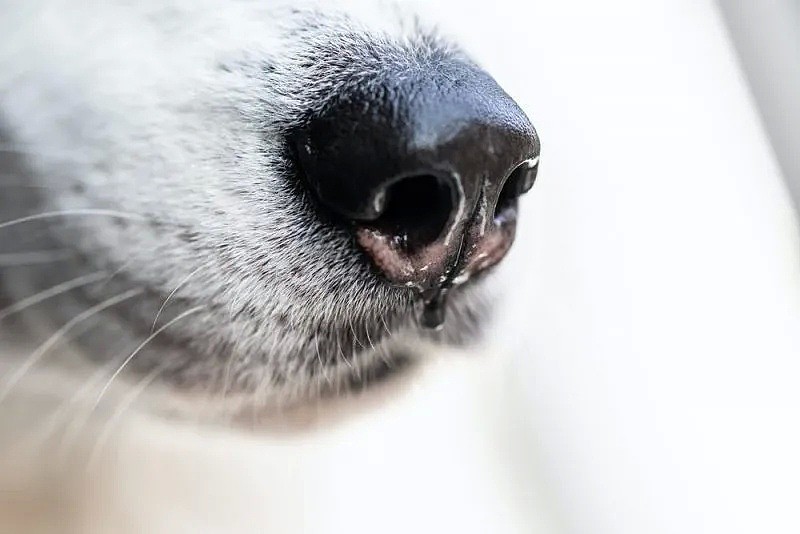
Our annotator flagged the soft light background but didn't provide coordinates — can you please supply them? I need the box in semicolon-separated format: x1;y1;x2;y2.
426;0;800;532
718;0;800;210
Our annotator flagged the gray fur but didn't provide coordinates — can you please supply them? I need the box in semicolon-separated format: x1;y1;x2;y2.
0;0;496;407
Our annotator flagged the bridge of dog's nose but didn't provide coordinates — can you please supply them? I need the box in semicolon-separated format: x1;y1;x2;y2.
292;57;539;324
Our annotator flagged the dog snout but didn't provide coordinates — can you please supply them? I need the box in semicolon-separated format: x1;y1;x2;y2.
293;58;540;291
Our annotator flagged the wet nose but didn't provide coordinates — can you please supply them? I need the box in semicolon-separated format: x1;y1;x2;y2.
292;57;540;296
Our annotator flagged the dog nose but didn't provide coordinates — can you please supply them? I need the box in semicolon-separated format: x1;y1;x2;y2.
292;57;539;297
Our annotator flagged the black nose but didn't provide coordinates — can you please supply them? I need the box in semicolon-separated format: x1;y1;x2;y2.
292;57;540;294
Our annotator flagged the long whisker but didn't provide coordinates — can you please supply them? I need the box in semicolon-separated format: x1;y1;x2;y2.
26;357;124;453
0;249;74;267
42;344;150;458
379;311;392;337
98;259;135;290
0;209;148;231
92;306;204;409
0;288;143;404
0;271;107;322
85;365;165;471
363;316;376;351
151;265;206;332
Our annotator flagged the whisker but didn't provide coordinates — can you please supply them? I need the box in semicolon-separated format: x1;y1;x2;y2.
363;316;376;351
0;271;107;322
26;357;123;452
98;259;136;290
151;265;206;332
0;288;143;404
86;365;164;471
0;209;148;231
0;249;75;267
92;306;204;409
379;311;392;337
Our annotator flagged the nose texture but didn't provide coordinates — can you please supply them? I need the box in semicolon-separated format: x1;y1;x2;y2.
292;57;540;301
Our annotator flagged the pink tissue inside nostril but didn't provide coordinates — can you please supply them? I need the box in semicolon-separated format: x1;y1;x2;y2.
355;210;518;293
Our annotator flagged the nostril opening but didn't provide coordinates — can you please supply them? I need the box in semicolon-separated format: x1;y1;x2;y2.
494;157;539;221
369;175;454;253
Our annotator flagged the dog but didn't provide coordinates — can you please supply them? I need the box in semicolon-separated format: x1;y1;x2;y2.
0;1;547;532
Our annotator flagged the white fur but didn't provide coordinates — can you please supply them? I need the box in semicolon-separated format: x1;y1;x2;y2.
0;0;489;404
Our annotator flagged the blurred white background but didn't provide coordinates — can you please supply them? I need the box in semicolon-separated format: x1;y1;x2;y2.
427;0;800;532
718;0;800;210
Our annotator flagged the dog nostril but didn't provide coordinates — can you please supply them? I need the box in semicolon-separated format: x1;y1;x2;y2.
367;175;455;253
494;156;540;221
292;55;539;304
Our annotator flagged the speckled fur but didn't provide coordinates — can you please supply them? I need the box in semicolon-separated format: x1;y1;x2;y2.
0;0;496;408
